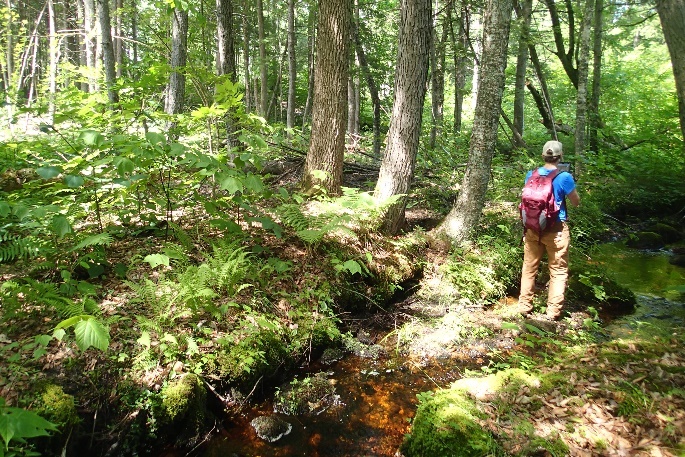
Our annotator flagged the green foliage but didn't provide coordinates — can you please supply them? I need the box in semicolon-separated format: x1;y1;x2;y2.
35;385;80;428
401;389;499;457
0;399;58;456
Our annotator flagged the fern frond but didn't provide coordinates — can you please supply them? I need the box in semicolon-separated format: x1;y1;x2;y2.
70;233;113;251
135;315;164;334
276;204;311;232
0;236;43;263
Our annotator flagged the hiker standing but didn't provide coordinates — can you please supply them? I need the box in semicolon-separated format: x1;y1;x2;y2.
517;141;580;320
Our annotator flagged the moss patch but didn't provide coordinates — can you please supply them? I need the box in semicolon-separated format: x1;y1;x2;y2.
401;388;498;457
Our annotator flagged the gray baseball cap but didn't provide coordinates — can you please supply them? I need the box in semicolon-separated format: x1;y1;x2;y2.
542;140;563;158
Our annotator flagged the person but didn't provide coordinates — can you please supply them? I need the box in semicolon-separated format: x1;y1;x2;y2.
517;140;580;320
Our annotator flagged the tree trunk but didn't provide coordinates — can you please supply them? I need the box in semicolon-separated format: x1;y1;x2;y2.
83;0;97;92
114;0;123;77
165;8;188;119
286;0;296;133
449;3;469;133
513;0;532;140
216;0;238;148
436;0;513;243
48;0;58;123
589;0;603;152
257;0;268;117
543;0;578;88
302;0;351;195
656;0;685;141
354;21;382;157
242;0;251;112
574;0;594;176
429;2;448;149
131;0;137;65
374;0;432;234
97;0;119;104
302;5;316;129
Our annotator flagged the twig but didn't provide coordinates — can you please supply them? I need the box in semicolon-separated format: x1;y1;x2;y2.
239;375;264;410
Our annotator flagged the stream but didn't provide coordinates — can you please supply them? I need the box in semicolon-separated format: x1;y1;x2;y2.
200;243;685;457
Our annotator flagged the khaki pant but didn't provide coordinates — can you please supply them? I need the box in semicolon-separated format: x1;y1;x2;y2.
518;223;570;318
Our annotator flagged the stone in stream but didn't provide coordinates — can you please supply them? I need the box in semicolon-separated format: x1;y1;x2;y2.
250;415;293;442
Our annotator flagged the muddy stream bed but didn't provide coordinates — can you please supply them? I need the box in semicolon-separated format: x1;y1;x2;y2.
197;243;685;457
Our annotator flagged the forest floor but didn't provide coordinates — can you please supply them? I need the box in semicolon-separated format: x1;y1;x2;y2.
1;158;684;456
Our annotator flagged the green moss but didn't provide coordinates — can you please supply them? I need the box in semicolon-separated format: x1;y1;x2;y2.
646;223;683;244
625;231;664;249
216;328;288;388
36;384;79;428
160;374;206;424
274;372;336;415
401;389;498;457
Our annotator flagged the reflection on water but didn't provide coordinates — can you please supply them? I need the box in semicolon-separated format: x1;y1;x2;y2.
591;242;685;301
204;355;458;457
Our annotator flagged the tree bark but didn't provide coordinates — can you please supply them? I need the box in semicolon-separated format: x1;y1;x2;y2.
374;0;432;234
216;0;238;148
449;3;469;133
513;0;532;140
543;0;578;88
656;0;685;141
429;2;448;149
302;0;351;195
165;8;188;119
97;0;119;105
302;5;316;129
48;0;58;123
589;0;603;152
574;0;594;176
114;0;123;77
436;0;513;243
83;0;97;92
354;21;382;157
286;0;296;133
257;0;268;117
242;0;251;112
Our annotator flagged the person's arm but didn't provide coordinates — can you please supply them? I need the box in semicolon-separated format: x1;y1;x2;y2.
567;188;580;207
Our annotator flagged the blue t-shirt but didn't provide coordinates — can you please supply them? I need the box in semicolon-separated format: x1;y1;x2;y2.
524;167;576;222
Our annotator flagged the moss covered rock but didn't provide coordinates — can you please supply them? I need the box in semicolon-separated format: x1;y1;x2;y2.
401;387;498;457
159;373;208;446
646;223;683;244
625;232;664;250
215;327;288;389
273;372;338;416
36;384;79;428
670;255;685;267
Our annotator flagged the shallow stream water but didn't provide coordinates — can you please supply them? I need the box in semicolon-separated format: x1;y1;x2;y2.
200;242;685;457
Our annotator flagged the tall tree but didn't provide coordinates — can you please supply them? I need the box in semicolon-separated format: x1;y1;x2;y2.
574;0;594;175
543;0;578;88
83;0;98;92
97;0;119;104
354;20;382;156
513;0;532;139
449;3;469;133
374;0;432;234
302;0;351;194
436;0;513;243
286;0;296;132
165;7;188;123
656;0;685;141
588;0;603;152
216;0;237;147
429;3;448;149
257;0;268;117
302;4;316;129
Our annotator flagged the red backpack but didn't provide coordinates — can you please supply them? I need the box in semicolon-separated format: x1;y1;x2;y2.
520;169;561;236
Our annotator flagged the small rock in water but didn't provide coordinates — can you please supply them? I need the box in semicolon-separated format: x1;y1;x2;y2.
250;415;292;442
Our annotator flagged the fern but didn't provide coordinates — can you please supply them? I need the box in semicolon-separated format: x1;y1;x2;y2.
276;204;311;232
70;232;113;251
276;203;352;245
0;234;44;263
